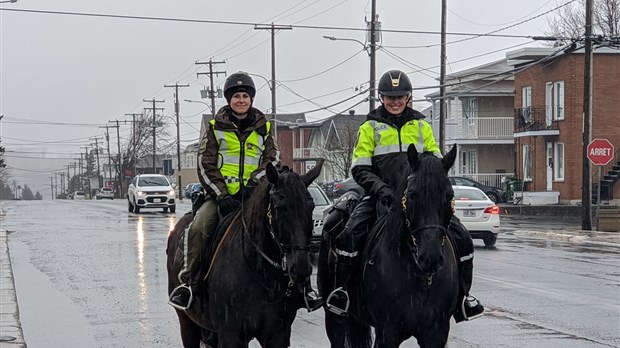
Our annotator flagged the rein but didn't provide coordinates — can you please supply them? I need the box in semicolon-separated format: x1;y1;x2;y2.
240;184;312;297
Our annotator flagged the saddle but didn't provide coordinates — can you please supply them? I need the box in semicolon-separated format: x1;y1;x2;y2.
198;211;240;282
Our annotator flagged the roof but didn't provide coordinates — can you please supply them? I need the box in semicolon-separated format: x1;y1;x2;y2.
273;113;307;127
425;58;514;99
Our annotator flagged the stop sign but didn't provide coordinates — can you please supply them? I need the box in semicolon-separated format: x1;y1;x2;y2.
587;138;614;165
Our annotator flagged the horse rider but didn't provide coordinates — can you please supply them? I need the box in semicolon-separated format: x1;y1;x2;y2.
168;71;322;311
324;69;485;321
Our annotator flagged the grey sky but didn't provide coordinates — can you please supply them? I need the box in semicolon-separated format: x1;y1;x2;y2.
0;0;561;195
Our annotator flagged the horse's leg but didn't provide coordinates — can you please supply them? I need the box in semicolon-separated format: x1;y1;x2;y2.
374;325;404;348
258;327;292;348
415;319;451;348
174;310;202;348
216;331;249;348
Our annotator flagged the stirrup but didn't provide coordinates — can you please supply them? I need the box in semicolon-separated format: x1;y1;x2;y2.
303;287;323;312
326;287;350;316
460;296;484;321
168;284;193;311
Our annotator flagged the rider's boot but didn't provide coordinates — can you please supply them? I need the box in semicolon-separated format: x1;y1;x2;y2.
454;258;484;322
326;253;355;316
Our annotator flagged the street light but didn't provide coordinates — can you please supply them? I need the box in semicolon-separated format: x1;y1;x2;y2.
184;99;211;111
0;0;18;3
323;35;377;111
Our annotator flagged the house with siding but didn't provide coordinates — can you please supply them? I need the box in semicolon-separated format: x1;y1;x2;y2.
508;46;620;204
425;59;516;189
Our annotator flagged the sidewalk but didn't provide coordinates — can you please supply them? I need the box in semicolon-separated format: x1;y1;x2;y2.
0;229;25;347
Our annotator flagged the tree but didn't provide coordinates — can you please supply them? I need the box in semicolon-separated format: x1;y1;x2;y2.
546;0;620;40
22;185;35;200
0;181;13;200
119;112;171;177
34;191;43;200
315;118;361;181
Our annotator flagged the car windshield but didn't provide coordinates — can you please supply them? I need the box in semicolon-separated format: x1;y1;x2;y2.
138;177;170;187
101;188;112;192
454;188;488;201
75;191;85;196
308;186;329;206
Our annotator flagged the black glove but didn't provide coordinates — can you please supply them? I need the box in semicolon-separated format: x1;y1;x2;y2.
217;194;240;216
376;186;393;217
377;186;393;207
190;189;206;216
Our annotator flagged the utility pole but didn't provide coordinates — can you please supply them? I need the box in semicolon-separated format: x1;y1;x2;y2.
100;125;113;189
254;23;292;141
368;0;377;111
196;59;226;120
438;0;447;153
79;153;84;191
143;99;165;173
81;145;90;197
164;83;190;200
50;177;53;200
125;113;142;178
107;120;123;197
90;137;101;187
581;0;594;230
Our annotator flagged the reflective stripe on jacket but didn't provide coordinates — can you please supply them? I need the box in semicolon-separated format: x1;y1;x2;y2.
209;119;271;195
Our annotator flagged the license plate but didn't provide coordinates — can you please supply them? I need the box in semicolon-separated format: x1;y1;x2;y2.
154;198;162;203
463;209;476;217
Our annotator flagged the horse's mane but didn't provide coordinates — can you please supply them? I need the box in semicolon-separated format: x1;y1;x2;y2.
241;167;308;234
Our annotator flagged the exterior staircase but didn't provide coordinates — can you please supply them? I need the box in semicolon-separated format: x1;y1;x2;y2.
592;148;620;203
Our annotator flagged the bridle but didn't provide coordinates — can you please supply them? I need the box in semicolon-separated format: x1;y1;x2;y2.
401;174;449;284
241;184;313;296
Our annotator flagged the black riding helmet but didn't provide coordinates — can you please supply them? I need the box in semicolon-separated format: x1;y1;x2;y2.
378;70;412;96
224;72;256;104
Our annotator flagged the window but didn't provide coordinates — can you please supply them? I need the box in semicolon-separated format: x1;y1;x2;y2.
554;143;565;181
460;150;477;174
523;144;532;181
462;97;477;126
522;86;532;122
545;81;565;121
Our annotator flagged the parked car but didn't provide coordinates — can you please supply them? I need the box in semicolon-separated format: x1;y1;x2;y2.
127;174;176;214
308;183;331;250
333;177;364;198
96;187;114;200
452;185;500;247
73;191;86;200
184;183;203;199
449;176;507;203
67;193;73;200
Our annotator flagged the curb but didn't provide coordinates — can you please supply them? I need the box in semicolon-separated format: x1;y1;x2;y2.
0;229;26;347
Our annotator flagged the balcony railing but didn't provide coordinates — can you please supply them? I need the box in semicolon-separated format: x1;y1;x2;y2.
460;173;514;189
460;117;514;139
514;107;560;133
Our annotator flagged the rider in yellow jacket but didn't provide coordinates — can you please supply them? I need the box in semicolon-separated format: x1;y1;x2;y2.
169;72;321;311
325;70;484;322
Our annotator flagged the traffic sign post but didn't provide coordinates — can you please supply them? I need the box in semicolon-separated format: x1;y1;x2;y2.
587;138;615;231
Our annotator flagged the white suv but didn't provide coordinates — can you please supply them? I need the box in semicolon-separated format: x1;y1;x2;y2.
127;174;176;213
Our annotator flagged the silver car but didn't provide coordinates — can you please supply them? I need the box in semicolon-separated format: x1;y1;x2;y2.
127;174;177;214
307;183;331;249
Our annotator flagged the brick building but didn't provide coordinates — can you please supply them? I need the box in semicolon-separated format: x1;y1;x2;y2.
509;47;620;204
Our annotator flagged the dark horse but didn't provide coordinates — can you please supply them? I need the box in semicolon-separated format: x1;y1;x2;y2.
318;145;459;348
167;161;322;347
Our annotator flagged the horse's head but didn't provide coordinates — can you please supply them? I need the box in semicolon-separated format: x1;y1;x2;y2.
400;144;456;275
265;160;324;282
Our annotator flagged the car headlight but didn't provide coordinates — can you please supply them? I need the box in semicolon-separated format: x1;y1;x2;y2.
136;190;146;196
168;190;176;196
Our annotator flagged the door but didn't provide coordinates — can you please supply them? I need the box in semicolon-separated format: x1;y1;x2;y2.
546;142;553;191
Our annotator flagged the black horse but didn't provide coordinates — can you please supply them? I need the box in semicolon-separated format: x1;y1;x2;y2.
167;161;322;348
318;145;459;348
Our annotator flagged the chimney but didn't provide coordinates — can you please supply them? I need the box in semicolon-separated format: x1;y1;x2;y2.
348;110;355;116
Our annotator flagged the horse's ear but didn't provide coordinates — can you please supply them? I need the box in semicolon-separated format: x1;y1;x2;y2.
407;144;421;171
266;162;279;185
301;158;324;187
442;144;457;171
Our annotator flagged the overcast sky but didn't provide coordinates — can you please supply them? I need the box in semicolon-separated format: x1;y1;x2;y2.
0;0;564;195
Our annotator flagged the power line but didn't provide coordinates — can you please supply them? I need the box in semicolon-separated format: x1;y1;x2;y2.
0;8;545;39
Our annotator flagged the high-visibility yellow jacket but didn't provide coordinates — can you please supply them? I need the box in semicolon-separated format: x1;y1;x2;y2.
350;106;441;196
197;106;278;198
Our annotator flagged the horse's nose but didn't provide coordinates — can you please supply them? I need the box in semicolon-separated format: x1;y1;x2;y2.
288;252;312;280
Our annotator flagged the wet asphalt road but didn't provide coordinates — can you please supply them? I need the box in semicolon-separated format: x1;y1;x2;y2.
1;199;618;348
